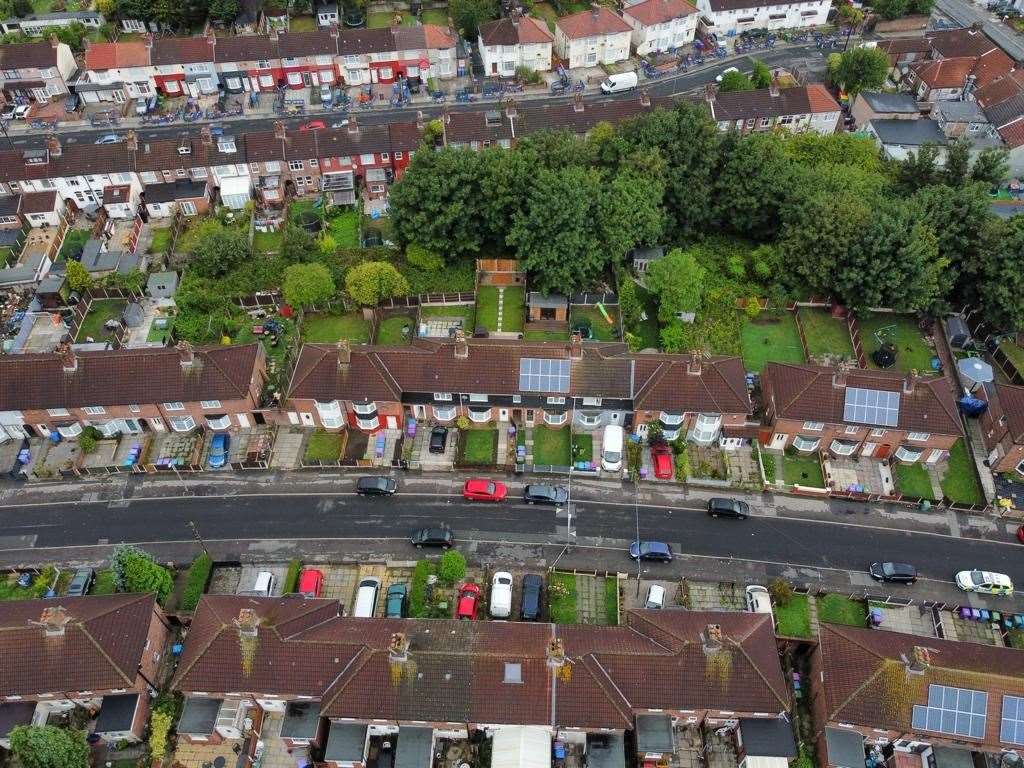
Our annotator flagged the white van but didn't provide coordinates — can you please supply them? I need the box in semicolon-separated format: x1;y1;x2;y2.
601;425;624;472
745;585;774;623
490;572;513;619
353;577;381;617
600;72;638;94
253;571;276;597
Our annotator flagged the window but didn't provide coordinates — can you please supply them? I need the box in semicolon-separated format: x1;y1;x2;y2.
544;411;567;426
894;445;923;463
547;397;565;405
844;425;859;434
907;432;930;442
217;138;236;153
169;416;197;432
830;439;857;456
361;153;378;165
660;411;684;426
192;167;208;179
83;406;106;415
577;412;602;427
163;402;184;411
200;400;221;409
759;117;771;127
433;405;456;421
870;428;886;438
381;152;389;161
129;404;141;413
690;413;721;445
395;151;404;159
512;395;521;404
289;160;304;171
745;118;755;128
582;397;602;407
468;408;492;423
780;115;794;125
47;408;70;417
309;159;318;167
356;415;380;430
182;201;197;216
352;401;376;415
792;435;820;452
434;392;453;401
802;421;824;431
57;423;83;438
468;394;488;403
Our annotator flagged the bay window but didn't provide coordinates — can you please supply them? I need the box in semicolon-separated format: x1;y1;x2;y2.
206;415;232;431
352;401;377;416
689;413;721;445
829;439;857;456
660;411;684;426
57;423;83;439
468;407;492;423
576;412;602;427
894;446;923;463
94;421;121;438
355;415;379;430
433;406;456;421
170;416;197;432
792;435;820;452
544;411;567;426
316;400;344;430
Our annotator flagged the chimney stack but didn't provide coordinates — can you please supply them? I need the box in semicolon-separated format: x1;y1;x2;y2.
176;340;194;367
546;637;566;668
35;606;71;637
46;134;62;158
269;26;279;42
126;130;138;152
832;363;848;389
274;120;287;141
58;341;77;372
330;22;340;40
704;82;716;105
50;33;59;49
590;4;599;20
903;368;918;395
702;623;723;656
906;645;931;674
337;338;351;365
200;125;213;146
569;331;583;360
505;98;517;119
686;352;702;377
454;329;468;359
443;104;451;124
640;88;651;107
573;91;584;112
234;608;259;638
389;632;410;662
348;115;359;134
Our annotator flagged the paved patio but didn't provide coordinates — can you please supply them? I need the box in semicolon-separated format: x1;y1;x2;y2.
869;603;940;637
824;457;895;496
148;431;202;467
411;424;456;469
270;427;306;469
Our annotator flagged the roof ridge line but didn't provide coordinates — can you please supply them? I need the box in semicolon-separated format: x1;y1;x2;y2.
285;344;333;400
583;653;635;727
78;612;138;687
320;645;375;710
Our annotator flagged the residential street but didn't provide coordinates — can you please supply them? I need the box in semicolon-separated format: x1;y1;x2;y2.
935;0;1024;60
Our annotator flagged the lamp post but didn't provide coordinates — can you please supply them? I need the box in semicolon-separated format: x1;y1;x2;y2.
187;519;210;557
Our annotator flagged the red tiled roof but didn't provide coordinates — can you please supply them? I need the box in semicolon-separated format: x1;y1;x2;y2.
0;594;158;697
975;70;1024;108
478;16;553;45
556;6;631;38
712;85;840;120
622;0;697;27
991;383;1024;442
910;57;976;88
423;23;457;49
761;362;962;436
928;27;1001;58
84;41;150;70
20;190;58;214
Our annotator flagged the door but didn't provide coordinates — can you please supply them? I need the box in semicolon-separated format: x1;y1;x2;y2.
498;408;509;422
302;71;313;87
525;409;535;426
861;442;876;458
769;432;788;450
236;413;250;428
122;419;143;434
149;417;165;432
300;412;315;426
386;415;398;429
112;89;126;104
491;62;497;74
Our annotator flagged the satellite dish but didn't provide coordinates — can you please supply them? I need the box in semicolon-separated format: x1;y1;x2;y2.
957;357;994;384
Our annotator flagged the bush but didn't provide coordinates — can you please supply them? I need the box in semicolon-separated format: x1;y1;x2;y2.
674;450;690;481
78;433;97;454
768;577;794;606
283;559;302;594
726;253;747;280
111;544;173;603
181;553;212;612
406;243;444;271
745;297;762;319
515;65;543;85
409;560;433;617
455;415;471;431
759;450;776;483
149;710;173;761
438;549;466;585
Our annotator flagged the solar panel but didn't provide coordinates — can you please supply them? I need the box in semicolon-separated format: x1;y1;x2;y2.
1001;695;1024;745
519;358;570;393
843;387;901;427
911;685;988;739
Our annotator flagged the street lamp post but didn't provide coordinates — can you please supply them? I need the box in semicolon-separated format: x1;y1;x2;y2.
187;519;210;557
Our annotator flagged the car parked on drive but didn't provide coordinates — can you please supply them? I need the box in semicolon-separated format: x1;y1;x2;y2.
707;497;750;519
410;526;454;549
208;433;230;469
456;582;481;619
489;572;513;618
628;541;673;562
520;574;544;620
428;426;448;454
297;568;324;597
869;562;918;584
385;583;408;617
651;445;674;479
463;478;507;502
356;476;398;495
644;584;666;609
522;484;568;506
66;567;94;597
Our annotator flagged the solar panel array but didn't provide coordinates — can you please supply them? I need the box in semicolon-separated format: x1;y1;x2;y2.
1001;696;1024;745
911;685;988;739
519;358;571;393
843;387;901;427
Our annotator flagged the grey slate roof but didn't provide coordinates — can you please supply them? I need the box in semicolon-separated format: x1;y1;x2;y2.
869;118;948;145
984;90;1024;127
636;713;674;753
738;718;798;758
95;693;139;734
395;727;433;768
933;100;986;122
325;722;367;762
177;697;222;735
859;90;919;114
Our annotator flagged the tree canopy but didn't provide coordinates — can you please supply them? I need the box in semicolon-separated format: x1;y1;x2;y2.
828;46;889;96
345;261;409;306
718;70;755;92
9;726;89;768
283;263;335;309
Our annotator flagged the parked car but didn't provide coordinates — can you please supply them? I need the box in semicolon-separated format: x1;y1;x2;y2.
744;584;773;619
1017;524;1024;544
522;484;568;506
707;497;750;519
410;526;454;549
869;562;918;584
207;433;230;469
628;541;673;562
66;567;94;597
356;475;398;495
456;582;481;619
644;584;666;609
319;83;333;105
651;445;673;479
299;119;326;131
297;568;324;597
520;574;544;620
94;133;123;145
463;478;507;502
489;571;513;618
353;577;381;616
716;66;739;82
253;571;276;596
955;570;1013;595
1;104;31;120
601;425;624;472
428;426;448;454
385;583;408;617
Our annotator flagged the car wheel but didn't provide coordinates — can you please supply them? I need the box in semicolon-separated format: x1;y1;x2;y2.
711;513;718;518
416;544;423;549
443;544;450;550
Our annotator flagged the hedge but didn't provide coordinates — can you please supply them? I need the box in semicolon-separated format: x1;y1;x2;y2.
283;559;302;594
181;553;213;612
409;560;434;618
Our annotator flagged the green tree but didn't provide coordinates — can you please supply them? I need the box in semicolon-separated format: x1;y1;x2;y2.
189;220;251;278
405;243;444;271
718;70;754;92
895;143;941;193
912;183;992;293
971;146;1010;188
9;726;90;768
597;152;666;258
828;46;889;96
65;259;93;293
438;549;466;585
872;0;910;19
646;247;706;323
782;131;883;173
280;223;317;264
448;0;497;38
750;59;772;89
973;217;1024;330
111;544;173;602
713;132;795;240
344;261;409;306
95;0;117;16
837;2;865;26
208;0;239;21
476;148;535;247
943;137;971;187
617;276;642;329
283;263;334;310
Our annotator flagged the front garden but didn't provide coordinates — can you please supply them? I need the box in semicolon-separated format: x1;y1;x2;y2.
532;426;571;466
459;429;497;465
782;453;825;488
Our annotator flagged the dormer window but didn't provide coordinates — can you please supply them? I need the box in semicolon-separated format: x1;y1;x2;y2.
218;137;236;153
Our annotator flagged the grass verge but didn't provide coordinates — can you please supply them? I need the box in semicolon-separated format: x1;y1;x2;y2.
548;572;577;623
775;594;811;637
817;593;868;626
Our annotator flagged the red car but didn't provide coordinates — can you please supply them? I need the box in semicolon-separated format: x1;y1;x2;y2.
455;582;481;620
1017;525;1024;544
462;478;507;502
299;120;326;132
651;445;674;480
297;568;324;597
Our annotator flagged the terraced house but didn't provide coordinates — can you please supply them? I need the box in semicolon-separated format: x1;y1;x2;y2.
286;334;751;443
0;38;77;105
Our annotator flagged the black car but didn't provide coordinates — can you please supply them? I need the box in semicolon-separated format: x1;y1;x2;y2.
520;574;544;620
411;526;454;549
428;426;448;454
707;497;750;519
523;484;569;506
628;541;673;562
66;567;94;597
356;476;398;496
869;562;918;584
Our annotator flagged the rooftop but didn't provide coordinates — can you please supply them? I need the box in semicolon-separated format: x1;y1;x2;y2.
555;6;631;39
478;15;552;45
868;117;948;146
622;0;698;26
858;90;919;114
711;85;840;121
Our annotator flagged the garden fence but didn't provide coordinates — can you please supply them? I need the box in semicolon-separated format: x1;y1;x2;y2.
792;307;811;360
237;291;282;309
569;292;618;306
847;314;867;367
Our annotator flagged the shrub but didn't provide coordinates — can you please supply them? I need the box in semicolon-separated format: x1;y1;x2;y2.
758;448;776;483
283;559;302;594
455;415;471;431
745;297;762;319
438;549;467;585
78;433;97;454
515;65;543;85
768;577;794;606
726;253;747;280
181;553;213;612
111;544;173;603
406;243;444;271
149;710;173;761
674;450;690;481
409;560;433;617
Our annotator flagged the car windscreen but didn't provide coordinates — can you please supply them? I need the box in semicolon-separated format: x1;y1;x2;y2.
882;563;895;576
604;451;621;463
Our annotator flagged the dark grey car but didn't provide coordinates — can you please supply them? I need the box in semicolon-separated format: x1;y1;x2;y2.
410;526;454;549
869;562;918;584
523;484;569;506
520;574;544;620
356;476;398;495
66;568;94;597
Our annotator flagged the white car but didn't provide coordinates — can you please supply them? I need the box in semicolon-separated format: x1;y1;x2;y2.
489;571;513;618
644;584;665;609
1;104;31;121
716;66;739;82
955;570;1013;596
745;584;774;621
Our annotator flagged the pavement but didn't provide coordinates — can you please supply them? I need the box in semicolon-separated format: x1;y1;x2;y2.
1;469;1022;613
935;0;1024;61
0;45;831;150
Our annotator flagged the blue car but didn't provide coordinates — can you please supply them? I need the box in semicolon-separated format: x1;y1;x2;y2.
208;433;230;469
628;541;673;562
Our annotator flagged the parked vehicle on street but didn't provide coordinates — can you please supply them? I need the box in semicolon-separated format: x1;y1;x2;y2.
716;66;739;82
385;583;408;617
356;475;398;495
207;433;230;469
1016;524;1024;544
707;497;749;519
456;582;481;619
66;567;94;597
353;577;381;616
601;425;624;472
520;574;544;620
522;484;568;505
644;584;666;609
299;119;327;131
651;445;673;479
297;568;324;597
629;541;673;562
94;133;123;145
955;570;1013;595
744;584;773;618
869;562;918;584
463;478;507;502
600;71;638;94
428;426;448;454
489;572;513;618
410;526;454;549
1;104;31;120
253;570;276;596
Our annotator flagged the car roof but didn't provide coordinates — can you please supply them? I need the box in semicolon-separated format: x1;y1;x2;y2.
647;584;665;597
466;478;494;490
642;541;670;552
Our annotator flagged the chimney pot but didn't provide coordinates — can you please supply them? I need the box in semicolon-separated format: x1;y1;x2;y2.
176;340;194;367
50;33;59;48
505;98;517;119
769;77;780;97
47;134;62;158
126;130;138;152
454;329;468;359
274;120;287;141
234;608;259;638
903;369;918;394
907;645;931;674
569;331;583;360
36;606;71;636
389;632;410;661
348;115;359;133
546;637;566;667
640;87;650;107
416;110;425;131
573;91;584;112
337;338;351;365
687;353;702;376
702;623;723;655
269;26;279;41
58;341;77;372
201;125;213;146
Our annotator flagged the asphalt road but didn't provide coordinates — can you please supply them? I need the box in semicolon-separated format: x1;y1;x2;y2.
3;45;828;149
935;0;1024;61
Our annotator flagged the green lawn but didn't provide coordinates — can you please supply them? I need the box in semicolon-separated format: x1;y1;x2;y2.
894;462;936;500
572;433;594;463
90;569;117;595
533;426;572;466
147;314;175;344
501;287;525;332
476;286;500;332
0;246;14;267
571;305;619;341
476;286;525;333
775;594;811;638
288;14;316;30
76;299;127;342
421;8;449;23
376;316;414;345
148;226;173;255
999;340;1024;376
741;312;805;373
60;229;89;260
460;429;497;464
288;198;319;220
859;315;936;374
399;257;475;295
548;572;578;623
941;439;985;506
783;454;825;487
798;308;855;361
525;330;568;341
305;430;342;462
817;594;868;627
420;303;476;331
252;229;283;254
368;10;416;26
326;209;360;249
604;577;618;625
303;312;370;343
